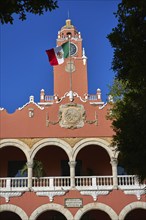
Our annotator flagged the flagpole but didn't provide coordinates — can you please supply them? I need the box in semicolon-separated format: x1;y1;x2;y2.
69;37;72;91
68;35;73;101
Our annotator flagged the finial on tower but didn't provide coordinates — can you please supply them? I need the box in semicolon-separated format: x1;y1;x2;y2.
68;10;70;19
66;10;72;27
66;19;71;26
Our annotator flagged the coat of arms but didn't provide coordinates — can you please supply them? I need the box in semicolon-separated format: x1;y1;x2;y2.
59;103;85;129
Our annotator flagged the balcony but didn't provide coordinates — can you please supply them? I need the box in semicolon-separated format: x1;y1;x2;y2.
0;175;145;191
0;175;145;202
0;177;29;202
0;177;28;191
32;176;71;191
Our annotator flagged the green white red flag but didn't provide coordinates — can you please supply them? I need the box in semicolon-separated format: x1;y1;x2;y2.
46;42;69;66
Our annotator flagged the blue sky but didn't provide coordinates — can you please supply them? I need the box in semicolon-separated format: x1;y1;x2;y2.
1;0;120;113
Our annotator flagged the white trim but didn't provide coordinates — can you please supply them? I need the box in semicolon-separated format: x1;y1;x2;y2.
72;138;114;161
37;102;53;106
74;202;118;220
0;204;28;220
99;102;108;109
90;101;105;105
119;201;146;220
30;138;73;161
29;203;73;220
18;96;44;111
0;139;30;161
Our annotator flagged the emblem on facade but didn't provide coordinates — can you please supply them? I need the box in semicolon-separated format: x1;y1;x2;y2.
65;61;75;72
46;102;98;129
59;103;85;129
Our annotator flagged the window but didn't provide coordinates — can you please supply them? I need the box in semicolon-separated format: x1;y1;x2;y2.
8;161;27;177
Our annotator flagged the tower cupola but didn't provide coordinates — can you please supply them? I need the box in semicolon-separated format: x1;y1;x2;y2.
57;19;81;40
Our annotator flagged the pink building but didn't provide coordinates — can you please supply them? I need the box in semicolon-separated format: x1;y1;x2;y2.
0;19;146;220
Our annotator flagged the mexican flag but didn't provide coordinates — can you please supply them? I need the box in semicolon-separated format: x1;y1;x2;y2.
46;42;69;66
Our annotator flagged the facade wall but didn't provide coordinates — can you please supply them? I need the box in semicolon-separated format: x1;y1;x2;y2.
0;100;114;138
0;190;146;219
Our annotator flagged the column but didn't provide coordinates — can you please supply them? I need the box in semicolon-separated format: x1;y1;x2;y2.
27;161;33;189
68;161;76;188
110;157;118;189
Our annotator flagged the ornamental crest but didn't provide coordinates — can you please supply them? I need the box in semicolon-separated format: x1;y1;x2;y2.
59;103;85;129
65;61;75;72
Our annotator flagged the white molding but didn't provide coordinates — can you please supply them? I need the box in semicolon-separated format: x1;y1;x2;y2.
0;139;30;161
74;202;119;220
90;101;105;106
36;190;66;202
29;203;73;220
123;189;146;200
18;96;44;111
80;190;110;201
37;102;53;106
0;204;29;220
0;191;23;202
119;201;146;220
73;138;113;160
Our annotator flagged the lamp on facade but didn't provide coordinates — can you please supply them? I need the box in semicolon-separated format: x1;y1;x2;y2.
28;108;34;118
82;48;87;65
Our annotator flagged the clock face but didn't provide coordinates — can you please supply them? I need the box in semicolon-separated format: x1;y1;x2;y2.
70;43;77;56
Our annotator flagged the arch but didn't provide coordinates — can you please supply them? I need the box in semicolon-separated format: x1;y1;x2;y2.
0;204;28;220
0;139;30;161
29;203;73;220
74;202;118;220
72;138;115;161
119;201;146;220
30;138;73;161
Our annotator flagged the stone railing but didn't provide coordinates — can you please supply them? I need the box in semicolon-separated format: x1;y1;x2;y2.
75;176;113;190
0;177;28;202
0;175;145;192
45;95;54;101
1;175;145;202
118;175;146;189
117;175;146;200
88;95;97;101
32;176;71;191
0;177;28;191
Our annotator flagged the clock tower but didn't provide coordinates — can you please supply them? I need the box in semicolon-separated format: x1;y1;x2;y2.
54;19;88;97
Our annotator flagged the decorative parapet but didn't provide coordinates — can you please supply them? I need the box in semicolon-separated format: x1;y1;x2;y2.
18;96;44;111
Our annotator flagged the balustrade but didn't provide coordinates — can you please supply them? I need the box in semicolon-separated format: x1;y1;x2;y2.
0;175;145;192
32;177;71;190
75;176;113;190
0;177;28;191
45;95;54;101
117;175;146;189
88;95;97;100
